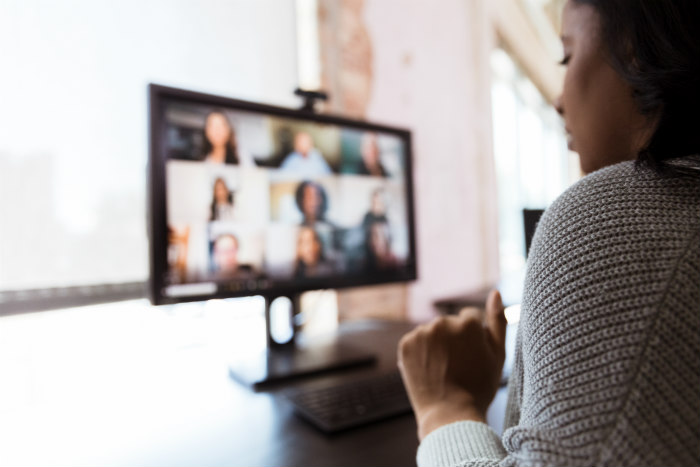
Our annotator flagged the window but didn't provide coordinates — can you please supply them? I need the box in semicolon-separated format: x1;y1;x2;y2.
491;48;578;276
0;1;298;304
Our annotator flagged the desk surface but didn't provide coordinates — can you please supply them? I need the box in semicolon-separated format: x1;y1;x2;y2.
233;320;422;467
0;300;510;467
0;301;420;467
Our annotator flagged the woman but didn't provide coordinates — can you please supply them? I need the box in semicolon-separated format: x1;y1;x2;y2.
293;226;334;278
295;180;329;226
356;132;389;177
201;110;239;164
364;220;399;273
361;188;389;231
209;177;235;221
398;1;700;466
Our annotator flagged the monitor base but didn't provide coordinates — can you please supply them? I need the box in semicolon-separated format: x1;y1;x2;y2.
228;340;377;390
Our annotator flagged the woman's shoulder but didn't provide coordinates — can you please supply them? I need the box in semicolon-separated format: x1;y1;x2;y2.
526;159;700;297
540;159;700;235
514;160;700;466
522;156;700;359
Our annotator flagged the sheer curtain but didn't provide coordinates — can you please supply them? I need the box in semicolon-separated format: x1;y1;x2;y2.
0;0;299;307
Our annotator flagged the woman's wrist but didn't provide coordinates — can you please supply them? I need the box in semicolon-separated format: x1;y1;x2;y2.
417;400;487;441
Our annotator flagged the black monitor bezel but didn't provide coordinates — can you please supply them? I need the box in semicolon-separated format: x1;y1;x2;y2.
148;83;418;305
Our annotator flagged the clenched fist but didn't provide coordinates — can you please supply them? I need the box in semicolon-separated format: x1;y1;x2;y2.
398;290;507;440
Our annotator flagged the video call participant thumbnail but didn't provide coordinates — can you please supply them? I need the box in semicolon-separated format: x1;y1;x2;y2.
295;180;331;227
211;233;255;279
280;131;332;176
210;177;236;221
294;226;335;279
356;132;389;177
365;220;400;272
202;110;239;165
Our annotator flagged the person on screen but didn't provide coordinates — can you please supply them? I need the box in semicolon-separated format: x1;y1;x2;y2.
295;180;330;226
361;188;389;231
279;131;331;176
364;220;399;272
209;178;236;221
211;233;254;278
293;227;334;278
167;225;190;281
356;132;388;177
201;110;239;164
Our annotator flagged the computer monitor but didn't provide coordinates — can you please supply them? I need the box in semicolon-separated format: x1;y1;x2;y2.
523;208;545;258
148;84;417;387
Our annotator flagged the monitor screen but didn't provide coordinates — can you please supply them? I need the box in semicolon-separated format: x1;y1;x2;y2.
148;85;417;305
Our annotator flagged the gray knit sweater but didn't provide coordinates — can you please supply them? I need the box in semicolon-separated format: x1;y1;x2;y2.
417;159;700;467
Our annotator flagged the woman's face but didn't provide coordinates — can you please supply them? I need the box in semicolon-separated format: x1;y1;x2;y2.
205;112;232;148
557;1;654;174
302;184;321;220
214;180;229;203
297;228;321;266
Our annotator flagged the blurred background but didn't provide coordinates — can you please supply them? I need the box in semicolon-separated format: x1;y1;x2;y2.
0;1;583;465
0;0;577;321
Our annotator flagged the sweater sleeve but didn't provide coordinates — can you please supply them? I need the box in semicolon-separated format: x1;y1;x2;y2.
417;422;506;467
415;161;700;467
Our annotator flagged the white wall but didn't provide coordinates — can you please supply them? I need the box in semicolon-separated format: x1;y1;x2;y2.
364;0;501;321
0;0;298;289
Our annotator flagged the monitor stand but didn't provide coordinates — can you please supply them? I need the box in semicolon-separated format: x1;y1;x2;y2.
228;294;377;390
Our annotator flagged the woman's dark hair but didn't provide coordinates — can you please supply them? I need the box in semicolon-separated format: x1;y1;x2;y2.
210;177;234;221
295;181;328;223
574;0;700;170
202;110;239;164
294;227;325;278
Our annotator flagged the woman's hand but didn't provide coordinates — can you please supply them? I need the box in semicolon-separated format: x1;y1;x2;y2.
397;290;507;440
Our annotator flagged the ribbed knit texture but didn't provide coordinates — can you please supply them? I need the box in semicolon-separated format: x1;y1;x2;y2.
417;422;506;467
417;159;700;467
